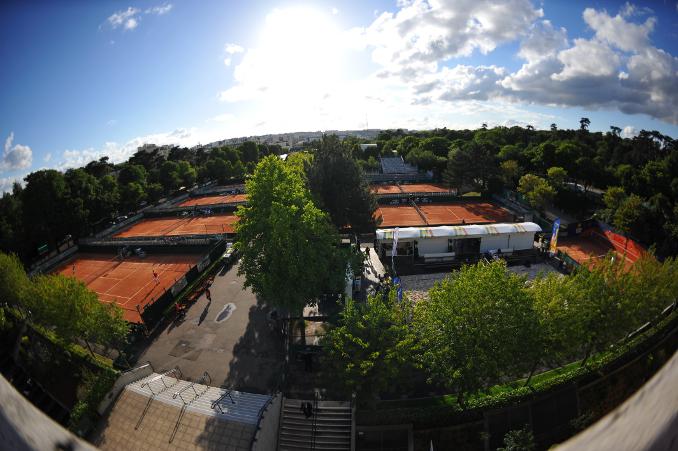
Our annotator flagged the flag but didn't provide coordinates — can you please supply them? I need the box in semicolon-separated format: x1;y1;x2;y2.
391;227;399;257
549;218;561;254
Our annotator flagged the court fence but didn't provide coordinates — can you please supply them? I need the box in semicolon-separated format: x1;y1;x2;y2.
138;240;229;327
29;245;79;276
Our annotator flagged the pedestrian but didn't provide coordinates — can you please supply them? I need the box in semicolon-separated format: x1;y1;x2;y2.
153;270;160;285
72;264;76;275
205;288;212;302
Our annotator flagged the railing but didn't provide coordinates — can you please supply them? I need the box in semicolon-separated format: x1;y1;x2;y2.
141;367;183;396
211;388;236;414
172;371;211;405
311;391;319;450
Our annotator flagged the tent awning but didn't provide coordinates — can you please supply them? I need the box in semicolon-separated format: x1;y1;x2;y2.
376;222;542;240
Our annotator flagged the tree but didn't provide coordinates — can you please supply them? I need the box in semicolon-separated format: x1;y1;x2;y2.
613;194;644;234
307;135;377;232
322;290;414;404
517;174;556;210
500;160;523;187
0;252;30;307
22;170;71;250
159;161;182;191
239;141;259;163
176;160;197;187
546;166;568;190
118;164;147;186
119;182;146;213
603;187;626;219
579;117;590;131
414;260;540;404
235;156;348;314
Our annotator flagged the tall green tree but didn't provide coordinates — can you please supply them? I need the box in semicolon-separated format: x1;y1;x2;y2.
307;135;377;232
323;290;414;404
235;155;348;314
414;260;541;404
517;174;556;210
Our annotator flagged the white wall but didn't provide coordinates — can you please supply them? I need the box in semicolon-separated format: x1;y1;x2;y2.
479;235;509;252
508;233;535;251
416;237;449;254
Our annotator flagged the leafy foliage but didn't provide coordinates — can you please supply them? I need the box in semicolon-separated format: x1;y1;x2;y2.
307;135;376;232
414;260;540;402
235;156;348;314
323;290;414;403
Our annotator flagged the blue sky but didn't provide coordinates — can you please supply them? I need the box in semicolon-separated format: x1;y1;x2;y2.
1;0;678;191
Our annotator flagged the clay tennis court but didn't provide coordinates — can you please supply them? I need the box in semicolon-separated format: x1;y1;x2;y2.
375;202;512;227
54;252;202;323
419;203;512;225
370;183;450;195
179;193;248;207
558;234;634;271
113;213;238;237
375;206;426;227
400;183;450;194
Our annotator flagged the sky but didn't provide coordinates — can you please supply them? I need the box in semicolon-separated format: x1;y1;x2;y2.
1;0;678;191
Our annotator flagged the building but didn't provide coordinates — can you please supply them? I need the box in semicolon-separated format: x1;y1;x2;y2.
375;222;541;263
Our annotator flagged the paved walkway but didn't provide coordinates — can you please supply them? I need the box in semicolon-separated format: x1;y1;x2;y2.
136;262;284;393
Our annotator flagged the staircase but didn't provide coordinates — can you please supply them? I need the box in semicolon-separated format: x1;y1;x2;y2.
278;397;352;450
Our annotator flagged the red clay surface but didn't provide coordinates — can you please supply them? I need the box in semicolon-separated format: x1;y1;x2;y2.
375;206;425;227
370;183;450;194
375;202;512;227
114;213;238;237
558;233;635;270
419;203;512;225
54;252;202;323
179;193;248;207
371;185;404;194
400;183;450;194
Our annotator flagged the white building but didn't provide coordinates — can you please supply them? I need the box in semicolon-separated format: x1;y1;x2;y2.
376;222;541;262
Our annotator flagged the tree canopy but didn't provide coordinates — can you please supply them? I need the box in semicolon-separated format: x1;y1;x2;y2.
235;155;349;314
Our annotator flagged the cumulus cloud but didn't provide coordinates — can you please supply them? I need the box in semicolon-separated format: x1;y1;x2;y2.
106;3;173;31
2;132;32;172
357;0;543;79
621;125;638;138
381;2;678;125
0;176;24;194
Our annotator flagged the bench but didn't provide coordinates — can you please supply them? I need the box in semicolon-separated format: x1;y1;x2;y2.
423;252;456;263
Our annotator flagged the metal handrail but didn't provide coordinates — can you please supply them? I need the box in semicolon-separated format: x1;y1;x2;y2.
141;367;182;395
173;371;211;405
211;388;236;414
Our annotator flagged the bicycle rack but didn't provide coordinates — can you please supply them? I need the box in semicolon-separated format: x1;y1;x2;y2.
140;366;183;396
173;371;211;405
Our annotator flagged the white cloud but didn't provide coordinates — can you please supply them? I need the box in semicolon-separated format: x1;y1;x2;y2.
583;7;655;52
518;20;568;62
621;125;638;138
44;153;52;163
106;4;172;31
553;38;621;80
107;7;140;30
2;132;32;172
225;43;244;54
332;7;339;15
146;4;173;15
0;176;24;194
356;0;543;80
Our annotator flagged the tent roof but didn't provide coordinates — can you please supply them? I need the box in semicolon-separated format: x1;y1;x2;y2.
376;222;542;240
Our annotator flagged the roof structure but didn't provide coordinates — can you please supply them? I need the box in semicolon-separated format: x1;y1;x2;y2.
376;222;541;240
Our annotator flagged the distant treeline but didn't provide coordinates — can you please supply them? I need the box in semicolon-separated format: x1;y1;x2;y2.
1;123;676;264
342;123;677;257
0;141;283;263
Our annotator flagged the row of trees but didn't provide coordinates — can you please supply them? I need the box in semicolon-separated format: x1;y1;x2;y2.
349;124;677;257
0;252;128;355
0;141;281;264
323;258;678;405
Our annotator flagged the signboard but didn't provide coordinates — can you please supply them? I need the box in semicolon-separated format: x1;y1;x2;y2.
197;256;211;272
393;276;403;302
171;276;188;296
391;227;400;257
37;244;48;255
549;218;561;254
